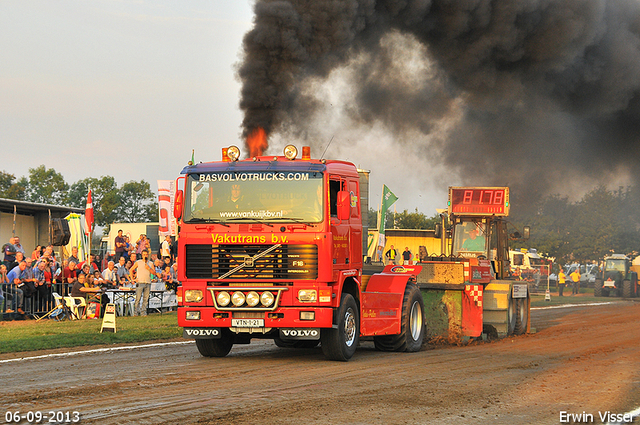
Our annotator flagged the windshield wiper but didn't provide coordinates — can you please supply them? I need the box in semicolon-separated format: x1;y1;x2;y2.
223;217;273;227
268;217;310;223
186;218;229;227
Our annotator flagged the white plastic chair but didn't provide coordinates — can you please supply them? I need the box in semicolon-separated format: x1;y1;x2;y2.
47;292;70;321
64;295;86;320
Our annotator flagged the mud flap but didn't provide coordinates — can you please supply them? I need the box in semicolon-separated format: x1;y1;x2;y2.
183;328;221;339
279;329;321;340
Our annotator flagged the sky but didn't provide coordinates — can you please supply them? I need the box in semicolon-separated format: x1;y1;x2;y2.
0;1;454;216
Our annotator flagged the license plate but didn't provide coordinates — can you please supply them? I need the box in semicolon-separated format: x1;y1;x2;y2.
231;319;264;328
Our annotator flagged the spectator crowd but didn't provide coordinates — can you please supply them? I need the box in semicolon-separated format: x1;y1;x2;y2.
1;233;178;319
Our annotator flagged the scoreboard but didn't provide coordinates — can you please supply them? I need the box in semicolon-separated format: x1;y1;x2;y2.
448;187;509;216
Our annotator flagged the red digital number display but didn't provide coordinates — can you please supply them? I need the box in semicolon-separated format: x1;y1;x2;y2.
448;187;509;216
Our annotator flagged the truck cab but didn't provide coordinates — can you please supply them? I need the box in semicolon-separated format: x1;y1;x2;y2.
509;249;544;273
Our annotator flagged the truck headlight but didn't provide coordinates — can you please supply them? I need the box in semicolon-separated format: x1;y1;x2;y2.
217;291;231;307
261;291;275;307
298;289;317;302
184;290;203;303
232;291;246;307
246;291;260;307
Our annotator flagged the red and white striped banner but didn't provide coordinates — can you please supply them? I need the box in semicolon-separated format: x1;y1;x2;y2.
157;180;176;236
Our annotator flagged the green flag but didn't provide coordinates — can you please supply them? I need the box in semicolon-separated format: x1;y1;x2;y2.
379;185;398;233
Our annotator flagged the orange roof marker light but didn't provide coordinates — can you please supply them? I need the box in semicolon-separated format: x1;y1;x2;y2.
302;146;311;161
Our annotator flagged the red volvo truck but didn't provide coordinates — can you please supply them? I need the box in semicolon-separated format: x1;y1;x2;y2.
174;145;426;361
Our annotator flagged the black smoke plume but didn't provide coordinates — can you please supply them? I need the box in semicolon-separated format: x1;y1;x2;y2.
238;0;640;196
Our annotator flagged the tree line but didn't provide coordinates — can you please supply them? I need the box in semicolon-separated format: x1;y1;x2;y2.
368;208;440;231
6;165;635;261
0;165;158;225
369;185;640;263
509;186;640;262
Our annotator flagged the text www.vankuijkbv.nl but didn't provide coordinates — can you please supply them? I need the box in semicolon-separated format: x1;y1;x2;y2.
219;210;284;219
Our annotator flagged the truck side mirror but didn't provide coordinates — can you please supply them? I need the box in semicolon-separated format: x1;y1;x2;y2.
523;226;530;240
337;191;350;220
434;224;442;239
174;189;184;220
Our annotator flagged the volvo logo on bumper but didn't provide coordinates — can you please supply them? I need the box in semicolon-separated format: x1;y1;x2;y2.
279;328;320;340
183;328;221;339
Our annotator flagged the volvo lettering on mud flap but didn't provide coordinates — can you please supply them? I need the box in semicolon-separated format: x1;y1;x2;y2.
279;329;321;340
183;328;221;339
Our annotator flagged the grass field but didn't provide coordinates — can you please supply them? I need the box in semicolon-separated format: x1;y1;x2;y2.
0;312;181;354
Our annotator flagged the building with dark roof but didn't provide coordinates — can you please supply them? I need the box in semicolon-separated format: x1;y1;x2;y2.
0;198;83;253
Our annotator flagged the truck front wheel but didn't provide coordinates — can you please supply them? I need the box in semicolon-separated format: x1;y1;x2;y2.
195;331;234;357
623;279;632;298
321;293;359;361
374;283;425;352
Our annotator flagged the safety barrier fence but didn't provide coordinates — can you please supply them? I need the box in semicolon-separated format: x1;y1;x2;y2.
1;281;179;319
0;282;73;318
518;265;551;294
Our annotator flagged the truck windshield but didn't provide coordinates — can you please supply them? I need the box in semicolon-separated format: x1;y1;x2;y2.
183;171;324;223
605;259;626;272
529;257;544;266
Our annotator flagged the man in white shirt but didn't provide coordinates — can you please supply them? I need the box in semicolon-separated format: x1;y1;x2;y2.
129;250;155;316
102;261;118;287
160;236;172;260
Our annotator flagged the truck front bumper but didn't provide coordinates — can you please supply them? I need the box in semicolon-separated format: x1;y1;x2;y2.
177;306;334;331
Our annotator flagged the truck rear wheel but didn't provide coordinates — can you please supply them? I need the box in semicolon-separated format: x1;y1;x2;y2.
622;279;632;298
195;331;233;357
594;279;603;297
321;293;359;361
374;283;425;352
514;297;528;335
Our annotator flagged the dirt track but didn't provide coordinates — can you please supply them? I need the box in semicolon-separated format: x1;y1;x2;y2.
2;300;640;425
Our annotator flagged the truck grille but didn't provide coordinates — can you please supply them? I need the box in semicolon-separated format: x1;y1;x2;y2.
185;244;318;280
